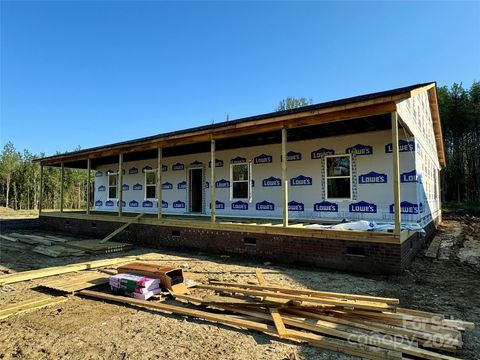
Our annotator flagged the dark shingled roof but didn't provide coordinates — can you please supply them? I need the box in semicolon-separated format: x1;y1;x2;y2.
37;82;435;161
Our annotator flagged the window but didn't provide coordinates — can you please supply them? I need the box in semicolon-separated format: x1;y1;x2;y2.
325;155;351;199
107;173;118;199
145;170;156;199
230;162;252;200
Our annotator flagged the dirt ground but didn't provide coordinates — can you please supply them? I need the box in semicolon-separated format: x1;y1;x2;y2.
0;214;479;360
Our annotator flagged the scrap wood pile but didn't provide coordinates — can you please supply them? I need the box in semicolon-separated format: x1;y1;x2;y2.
79;269;474;360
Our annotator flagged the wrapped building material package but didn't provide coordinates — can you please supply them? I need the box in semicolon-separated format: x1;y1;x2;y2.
109;273;161;300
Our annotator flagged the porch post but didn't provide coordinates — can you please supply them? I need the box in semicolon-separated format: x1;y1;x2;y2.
157;147;162;219
39;165;44;215
210;138;216;223
118;153;123;217
391;112;401;235
86;158;91;215
60;162;64;213
281;128;288;227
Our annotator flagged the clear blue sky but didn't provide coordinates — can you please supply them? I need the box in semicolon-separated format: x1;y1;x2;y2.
1;1;479;156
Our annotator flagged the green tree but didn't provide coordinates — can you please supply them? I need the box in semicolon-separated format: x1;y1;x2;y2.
0;142;21;208
276;97;313;111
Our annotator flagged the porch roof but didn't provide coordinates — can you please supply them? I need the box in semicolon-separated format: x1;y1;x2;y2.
35;82;444;168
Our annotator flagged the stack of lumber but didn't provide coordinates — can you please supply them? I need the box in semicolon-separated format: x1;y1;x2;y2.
80;270;474;360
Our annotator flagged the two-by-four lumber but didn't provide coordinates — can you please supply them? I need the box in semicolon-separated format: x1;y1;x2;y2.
99;212;144;243
209;281;400;305
79;289;401;360
0;255;143;286
198;284;396;311
0;296;67;320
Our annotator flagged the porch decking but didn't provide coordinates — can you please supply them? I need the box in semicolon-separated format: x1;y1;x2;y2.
40;210;414;244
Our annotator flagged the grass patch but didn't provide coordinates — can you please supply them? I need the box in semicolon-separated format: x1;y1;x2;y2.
0;207;39;218
443;201;480;215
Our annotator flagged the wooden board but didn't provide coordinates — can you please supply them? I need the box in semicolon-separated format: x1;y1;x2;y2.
100;213;144;243
0;296;67;320
39;271;109;293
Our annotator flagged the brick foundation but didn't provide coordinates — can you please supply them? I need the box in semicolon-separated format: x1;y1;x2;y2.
39;216;437;274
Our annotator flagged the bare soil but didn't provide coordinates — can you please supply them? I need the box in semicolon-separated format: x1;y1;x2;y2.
0;214;479;360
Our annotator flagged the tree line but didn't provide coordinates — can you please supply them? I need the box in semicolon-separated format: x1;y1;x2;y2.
0;84;479;211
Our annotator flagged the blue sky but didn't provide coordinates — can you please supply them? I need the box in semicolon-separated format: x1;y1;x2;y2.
1;1;479;156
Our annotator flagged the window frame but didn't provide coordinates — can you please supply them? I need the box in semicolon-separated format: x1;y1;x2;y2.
325;154;352;200
107;172;119;200
230;161;252;201
144;169;157;200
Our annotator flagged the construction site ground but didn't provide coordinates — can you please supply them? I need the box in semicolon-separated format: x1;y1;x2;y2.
0;213;479;360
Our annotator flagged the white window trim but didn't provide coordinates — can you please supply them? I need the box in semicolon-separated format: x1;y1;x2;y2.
144;169;157;201
230;161;252;201
107;172;119;201
325;154;352;201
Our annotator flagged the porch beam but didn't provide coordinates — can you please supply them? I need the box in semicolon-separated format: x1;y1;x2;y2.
210;139;216;222
281;129;288;227
157;148;162;219
391;112;401;235
60;162;64;213
118;153;123;217
86;158;91;215
38;165;44;215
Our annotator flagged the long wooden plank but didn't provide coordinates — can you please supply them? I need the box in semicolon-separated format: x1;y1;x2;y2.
198;284;395;311
100;213;144;243
0;255;142;286
209;281;399;304
40;271;110;293
79;290;399;360
0;296;67;320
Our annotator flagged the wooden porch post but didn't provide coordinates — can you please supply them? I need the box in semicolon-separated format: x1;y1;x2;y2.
39;165;44;215
391;112;401;235
210;139;216;223
118;153;123;217
86;158;91;215
157;147;162;219
60;162;64;213
281;129;288;227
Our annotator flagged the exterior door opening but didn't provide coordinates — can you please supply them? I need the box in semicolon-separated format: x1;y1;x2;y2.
189;168;203;213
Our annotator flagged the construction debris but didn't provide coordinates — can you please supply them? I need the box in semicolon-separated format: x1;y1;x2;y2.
0;296;67;320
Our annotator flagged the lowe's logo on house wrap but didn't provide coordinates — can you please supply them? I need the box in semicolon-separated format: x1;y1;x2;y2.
254;154;272;164
389;201;419;214
262;176;281;187
290;175;312;186
231;156;246;164
162;200;168;209
106;169;115;175
209;200;225;210
177;181;187;189
122;184;129;191
98;185;106;192
190;160;202;166
205;181;209;189
311;148;335;159
129;167;138;174
162;165;168;172
143;200;154;208
105;200;114;207
142;166;153;173
172;163;184;171
256;200;275;211
132;183;143;191
209;159;224;168
287;151;301;161
216;179;230;188
173;200;186;209
129;200;139;208
419;202;424;213
401;170;417;183
162;182;173;190
359;171;387;184
349;201;377;213
117;200;126;207
346;144;373;156
95;200;103;206
314;201;338;212
385;140;415;153
288;201;304;211
232;200;248;210
95;171;103;177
